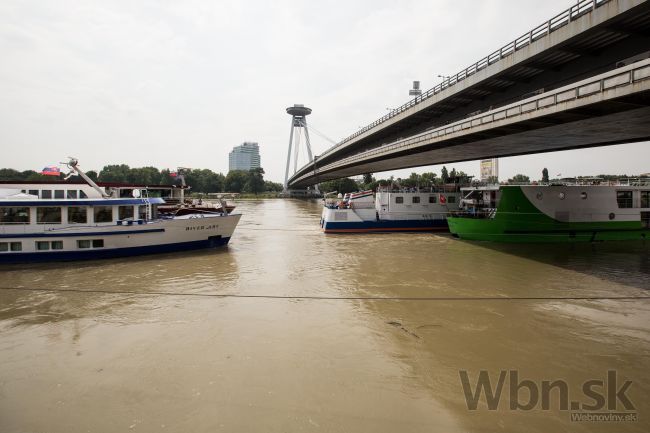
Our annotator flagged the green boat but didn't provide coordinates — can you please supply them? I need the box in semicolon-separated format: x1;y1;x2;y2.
447;183;650;242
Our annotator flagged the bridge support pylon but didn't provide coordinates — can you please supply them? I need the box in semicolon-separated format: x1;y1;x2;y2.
284;104;319;193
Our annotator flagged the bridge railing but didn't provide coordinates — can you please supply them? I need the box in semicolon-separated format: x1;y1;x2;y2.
290;59;650;186
321;0;611;159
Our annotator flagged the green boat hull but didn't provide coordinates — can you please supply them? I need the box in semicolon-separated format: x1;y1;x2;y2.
448;186;650;243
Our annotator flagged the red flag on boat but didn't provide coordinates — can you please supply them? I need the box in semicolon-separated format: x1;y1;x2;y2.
41;166;61;176
170;171;178;178
439;194;447;204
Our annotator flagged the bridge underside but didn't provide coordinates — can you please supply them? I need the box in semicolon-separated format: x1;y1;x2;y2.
288;1;650;188
290;87;650;188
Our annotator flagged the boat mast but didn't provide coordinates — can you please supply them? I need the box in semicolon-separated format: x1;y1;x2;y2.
63;157;110;198
177;167;190;202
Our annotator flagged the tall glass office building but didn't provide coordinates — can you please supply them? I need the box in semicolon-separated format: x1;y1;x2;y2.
228;142;261;172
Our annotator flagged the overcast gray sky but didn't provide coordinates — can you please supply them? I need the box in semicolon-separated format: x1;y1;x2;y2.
1;0;648;182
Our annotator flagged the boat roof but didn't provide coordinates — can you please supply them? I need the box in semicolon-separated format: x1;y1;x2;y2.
0;180;189;189
0;197;166;206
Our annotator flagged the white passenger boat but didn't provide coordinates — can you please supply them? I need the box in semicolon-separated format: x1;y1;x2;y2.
320;187;460;233
0;159;241;263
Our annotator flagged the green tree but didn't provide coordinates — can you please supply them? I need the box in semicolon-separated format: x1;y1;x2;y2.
99;164;131;182
319;178;359;194
127;167;161;185
508;174;531;184
420;172;438;186
362;173;374;185
23;170;52;181
441;166;449;184
184;169;225;193
542;168;549;183
264;181;283;192
0;169;25;180
225;170;248;193
245;167;265;195
487;175;499;184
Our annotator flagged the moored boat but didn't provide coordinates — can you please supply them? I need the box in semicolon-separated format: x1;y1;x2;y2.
0;158;241;263
320;187;460;233
447;181;650;242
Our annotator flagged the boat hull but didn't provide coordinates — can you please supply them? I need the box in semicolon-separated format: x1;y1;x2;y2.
0;236;231;263
0;213;241;263
447;217;650;243
448;185;650;243
321;218;449;234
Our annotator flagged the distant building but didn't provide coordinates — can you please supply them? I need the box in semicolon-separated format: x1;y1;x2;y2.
229;142;261;172
480;158;499;181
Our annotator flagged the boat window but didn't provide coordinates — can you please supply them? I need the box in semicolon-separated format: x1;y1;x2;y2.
119;206;134;220
429;196;437;204
581;192;588;200
395;197;404;204
67;190;78;199
54;190;65;199
1;242;23;252
0;207;30;224
68;207;87;224
138;205;148;220
29;190;38;197
447;196;456;203
412;196;420;204
93;206;113;223
92;239;104;248
77;240;91;249
37;207;62;224
616;191;633;208
79;190;88;199
51;241;63;250
642;191;650;208
41;190;52;199
36;241;50;251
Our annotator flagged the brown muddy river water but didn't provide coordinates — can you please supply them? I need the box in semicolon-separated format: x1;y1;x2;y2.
1;199;649;432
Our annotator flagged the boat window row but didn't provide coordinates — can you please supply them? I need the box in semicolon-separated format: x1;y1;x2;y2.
394;195;456;204
0;242;22;252
36;241;64;251
21;189;89;199
0;205;147;224
33;239;105;250
77;239;104;249
615;191;650;209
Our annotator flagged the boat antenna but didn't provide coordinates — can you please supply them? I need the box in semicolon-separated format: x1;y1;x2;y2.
63;157;110;198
